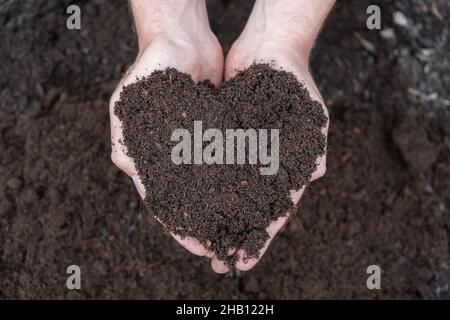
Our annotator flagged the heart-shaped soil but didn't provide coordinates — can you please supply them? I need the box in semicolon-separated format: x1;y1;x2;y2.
114;63;327;267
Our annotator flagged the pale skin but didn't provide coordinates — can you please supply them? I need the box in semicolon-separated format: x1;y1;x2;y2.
110;0;334;273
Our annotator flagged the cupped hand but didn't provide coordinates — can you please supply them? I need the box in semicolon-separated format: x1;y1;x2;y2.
109;29;229;273
223;36;329;272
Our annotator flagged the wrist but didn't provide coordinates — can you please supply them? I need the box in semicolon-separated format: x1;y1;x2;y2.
252;0;335;58
130;0;210;51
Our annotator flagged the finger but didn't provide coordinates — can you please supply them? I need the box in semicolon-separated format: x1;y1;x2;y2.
228;247;237;256
109;91;138;177
132;175;146;198
211;257;229;274
173;233;228;274
111;148;136;177
171;234;211;257
153;208;216;260
310;97;329;183
235;187;306;272
235;214;291;272
290;186;306;206
211;246;236;273
108;56;163;177
235;250;257;271
310;154;327;182
310;103;328;182
223;55;241;81
172;234;235;274
150;211;211;257
224;64;240;81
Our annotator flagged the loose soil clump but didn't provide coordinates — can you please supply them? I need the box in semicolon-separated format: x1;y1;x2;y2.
114;64;327;265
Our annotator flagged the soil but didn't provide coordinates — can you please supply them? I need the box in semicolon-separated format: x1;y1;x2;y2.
114;65;326;265
0;0;449;299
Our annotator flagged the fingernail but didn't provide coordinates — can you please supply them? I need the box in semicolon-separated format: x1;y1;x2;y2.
131;175;146;198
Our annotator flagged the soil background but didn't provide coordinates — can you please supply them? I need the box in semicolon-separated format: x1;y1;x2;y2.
1;0;449;299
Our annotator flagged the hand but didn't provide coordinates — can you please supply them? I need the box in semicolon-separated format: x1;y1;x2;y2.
109;0;228;273
220;0;334;272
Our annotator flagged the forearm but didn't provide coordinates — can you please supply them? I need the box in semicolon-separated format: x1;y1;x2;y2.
129;0;210;50
251;0;336;55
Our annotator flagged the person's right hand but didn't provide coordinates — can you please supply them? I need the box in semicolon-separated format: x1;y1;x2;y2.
109;0;228;273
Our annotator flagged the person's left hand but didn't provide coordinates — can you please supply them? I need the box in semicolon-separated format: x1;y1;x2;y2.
222;31;329;272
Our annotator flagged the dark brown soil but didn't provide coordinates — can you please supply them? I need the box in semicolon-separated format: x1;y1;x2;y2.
0;0;449;299
114;64;326;265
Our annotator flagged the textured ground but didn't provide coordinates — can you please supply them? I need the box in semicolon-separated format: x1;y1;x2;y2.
0;0;449;299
